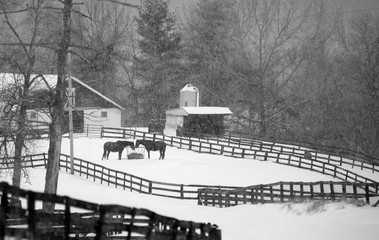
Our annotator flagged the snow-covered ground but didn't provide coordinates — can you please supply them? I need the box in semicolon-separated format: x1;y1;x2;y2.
1;137;379;240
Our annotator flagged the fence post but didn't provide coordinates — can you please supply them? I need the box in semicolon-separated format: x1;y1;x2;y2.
330;182;335;201
180;185;184;199
100;127;103;138
95;206;106;240
269;186;273;202
353;184;357;199
63;196;71;239
280;182;284;202
27;191;36;239
100;167;104;184
289;183;294;200
342;182;346;199
86;162;89;179
153;134;156;141
149;182;152;194
123;174;126;190
365;185;370;204
189;140;192;151
320;182;325;199
260;185;264;203
43;153;47;168
241;149;245;158
219;192;223;207
130;176;133;192
0;185;8;239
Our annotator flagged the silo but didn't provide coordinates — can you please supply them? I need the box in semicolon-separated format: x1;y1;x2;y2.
180;84;199;107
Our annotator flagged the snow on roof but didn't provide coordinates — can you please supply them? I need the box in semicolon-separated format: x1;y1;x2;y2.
166;107;232;116
71;76;124;110
0;73;124;110
0;73;57;90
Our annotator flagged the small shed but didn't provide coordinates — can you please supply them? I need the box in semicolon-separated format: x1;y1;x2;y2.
165;106;232;137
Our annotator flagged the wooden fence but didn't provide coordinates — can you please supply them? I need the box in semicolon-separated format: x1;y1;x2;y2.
223;131;379;165
100;128;379;190
0;153;239;200
1;151;379;215
100;127;379;174
0;182;221;240
198;181;379;208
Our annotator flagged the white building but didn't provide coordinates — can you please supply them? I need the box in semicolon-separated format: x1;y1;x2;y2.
0;73;124;132
165;84;232;136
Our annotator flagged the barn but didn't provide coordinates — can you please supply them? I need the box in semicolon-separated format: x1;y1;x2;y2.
0;73;124;132
164;84;232;137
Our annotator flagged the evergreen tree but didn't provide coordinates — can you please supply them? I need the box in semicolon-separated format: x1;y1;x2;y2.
135;0;182;120
183;0;236;106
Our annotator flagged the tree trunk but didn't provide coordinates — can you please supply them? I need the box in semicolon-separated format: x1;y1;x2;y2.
43;0;72;212
12;104;27;191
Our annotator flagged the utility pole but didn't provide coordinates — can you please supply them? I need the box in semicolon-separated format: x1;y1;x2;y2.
68;48;74;175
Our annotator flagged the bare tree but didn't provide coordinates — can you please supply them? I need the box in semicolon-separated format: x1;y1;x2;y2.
335;11;379;156
0;0;49;192
229;0;336;137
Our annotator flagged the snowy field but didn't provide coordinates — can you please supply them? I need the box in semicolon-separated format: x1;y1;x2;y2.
1;137;379;240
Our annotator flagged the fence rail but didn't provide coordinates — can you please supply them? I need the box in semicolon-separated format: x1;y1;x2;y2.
223;131;379;165
4;149;378;209
198;181;379;208
0;182;221;240
100;128;379;190
1;153;239;200
100;127;379;174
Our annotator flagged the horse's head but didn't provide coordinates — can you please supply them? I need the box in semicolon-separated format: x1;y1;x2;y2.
135;140;141;148
117;141;135;150
130;142;135;150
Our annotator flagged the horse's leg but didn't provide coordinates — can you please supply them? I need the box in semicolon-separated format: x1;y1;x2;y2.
147;150;150;159
107;151;110;160
118;150;123;160
102;150;106;160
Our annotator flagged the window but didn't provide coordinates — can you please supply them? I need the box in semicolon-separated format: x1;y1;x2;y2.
30;112;37;119
101;111;108;118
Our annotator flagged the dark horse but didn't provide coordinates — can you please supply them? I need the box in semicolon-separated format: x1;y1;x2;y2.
102;140;135;160
135;140;166;159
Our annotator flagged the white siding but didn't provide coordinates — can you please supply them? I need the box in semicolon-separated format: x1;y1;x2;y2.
27;107;122;128
83;108;122;128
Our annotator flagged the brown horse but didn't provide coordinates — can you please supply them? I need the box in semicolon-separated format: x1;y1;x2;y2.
135;139;166;159
102;140;135;160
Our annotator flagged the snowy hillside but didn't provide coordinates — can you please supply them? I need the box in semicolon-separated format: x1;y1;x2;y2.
1;137;379;240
